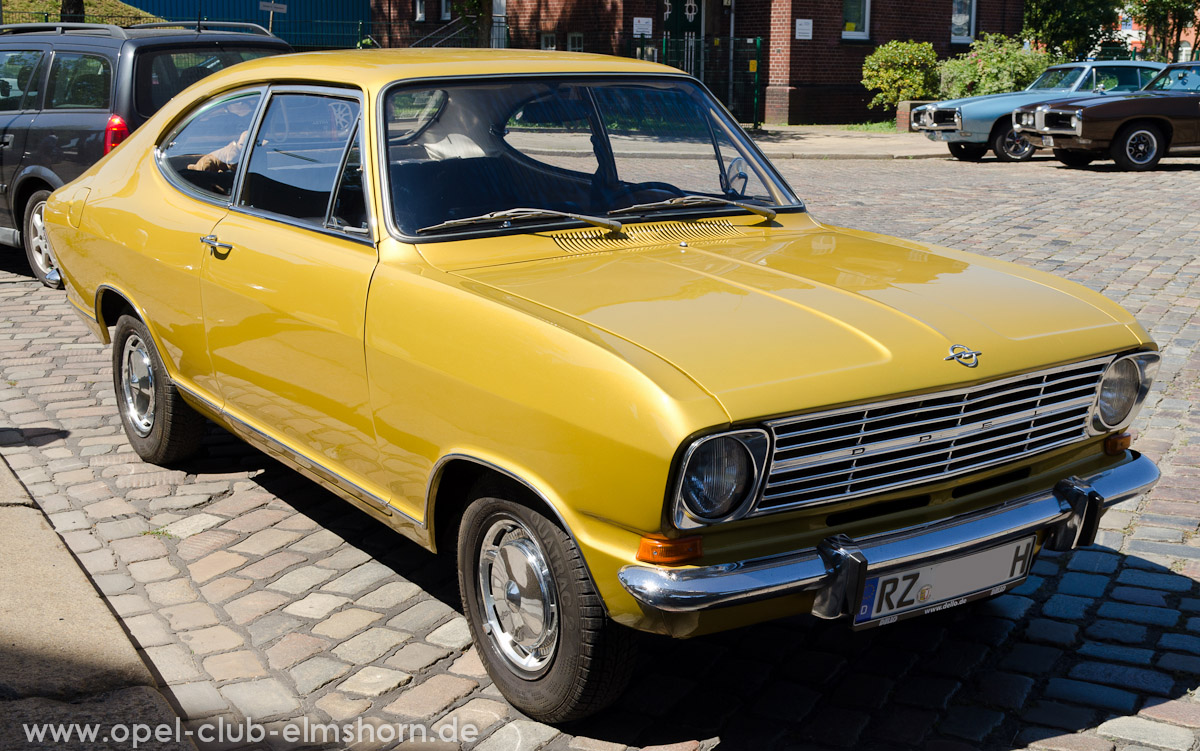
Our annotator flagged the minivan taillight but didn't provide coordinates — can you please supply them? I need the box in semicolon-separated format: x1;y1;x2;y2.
104;114;129;154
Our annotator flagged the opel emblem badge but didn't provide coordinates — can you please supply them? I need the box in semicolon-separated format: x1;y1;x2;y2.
944;344;982;368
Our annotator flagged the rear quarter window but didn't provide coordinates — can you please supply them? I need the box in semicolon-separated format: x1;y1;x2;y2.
135;47;279;117
46;53;112;110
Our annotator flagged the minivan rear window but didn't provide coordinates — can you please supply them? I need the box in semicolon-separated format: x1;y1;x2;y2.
135;47;277;117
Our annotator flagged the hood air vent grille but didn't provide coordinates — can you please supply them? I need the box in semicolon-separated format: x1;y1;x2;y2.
552;219;738;254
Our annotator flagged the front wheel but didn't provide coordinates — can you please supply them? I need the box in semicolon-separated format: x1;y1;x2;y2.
23;189;62;289
947;142;987;161
458;494;638;722
112;315;206;465
1111;123;1164;171
990;126;1036;162
1053;149;1096;168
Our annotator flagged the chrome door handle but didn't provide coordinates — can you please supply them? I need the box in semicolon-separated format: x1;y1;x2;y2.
200;234;233;253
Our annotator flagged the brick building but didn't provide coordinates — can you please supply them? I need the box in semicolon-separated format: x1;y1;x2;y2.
371;0;1025;123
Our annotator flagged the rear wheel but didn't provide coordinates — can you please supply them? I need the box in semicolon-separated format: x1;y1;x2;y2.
1053;149;1096;168
22;189;61;289
990;125;1036;162
1111;123;1164;171
947;142;987;161
458;493;638;722
112;315;206;465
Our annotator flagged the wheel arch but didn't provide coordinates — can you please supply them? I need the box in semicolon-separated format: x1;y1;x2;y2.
12;171;60;237
93;284;147;346
1117;117;1174;148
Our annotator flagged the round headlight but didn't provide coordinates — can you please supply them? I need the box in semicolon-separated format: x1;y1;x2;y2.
1096;358;1141;428
681;437;754;519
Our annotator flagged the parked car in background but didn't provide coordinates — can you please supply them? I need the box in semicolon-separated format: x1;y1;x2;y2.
0;21;291;287
47;49;1160;722
913;60;1164;162
1013;61;1200;170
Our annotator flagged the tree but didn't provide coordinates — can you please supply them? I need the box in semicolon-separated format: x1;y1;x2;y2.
1128;0;1200;61
61;0;85;23
1023;0;1123;58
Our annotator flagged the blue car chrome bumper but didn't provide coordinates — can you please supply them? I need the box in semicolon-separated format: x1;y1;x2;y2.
619;453;1158;618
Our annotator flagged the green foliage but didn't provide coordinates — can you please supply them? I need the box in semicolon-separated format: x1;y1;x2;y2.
1128;0;1200;62
842;121;897;132
1022;0;1123;59
861;40;940;111
938;34;1059;99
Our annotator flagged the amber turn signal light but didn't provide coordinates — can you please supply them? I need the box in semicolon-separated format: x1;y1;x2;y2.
1104;431;1133;456
636;535;702;565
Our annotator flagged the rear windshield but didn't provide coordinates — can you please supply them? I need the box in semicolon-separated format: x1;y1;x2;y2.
135;47;278;117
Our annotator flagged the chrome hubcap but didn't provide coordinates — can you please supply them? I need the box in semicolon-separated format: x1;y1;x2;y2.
1003;129;1034;159
477;517;559;676
1126;130;1157;164
28;202;55;277
120;335;156;437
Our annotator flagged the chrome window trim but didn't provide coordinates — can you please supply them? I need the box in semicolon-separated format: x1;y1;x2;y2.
374;71;803;244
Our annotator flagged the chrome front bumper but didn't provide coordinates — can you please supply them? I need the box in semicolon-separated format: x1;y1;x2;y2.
619;453;1158;617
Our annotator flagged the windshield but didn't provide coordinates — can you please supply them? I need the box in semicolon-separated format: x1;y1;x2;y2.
1144;64;1200;91
383;77;797;237
1027;67;1085;90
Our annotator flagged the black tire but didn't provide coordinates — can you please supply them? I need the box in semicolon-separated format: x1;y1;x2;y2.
458;494;638;722
22;189;62;289
1111;123;1165;171
947;142;987;162
1053;149;1096;168
990;125;1036;162
112;315;205;465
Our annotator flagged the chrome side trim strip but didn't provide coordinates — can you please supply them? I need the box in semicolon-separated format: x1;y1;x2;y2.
619;453;1158;614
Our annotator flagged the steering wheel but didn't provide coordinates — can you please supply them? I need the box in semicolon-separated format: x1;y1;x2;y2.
724;157;749;197
609;180;685;203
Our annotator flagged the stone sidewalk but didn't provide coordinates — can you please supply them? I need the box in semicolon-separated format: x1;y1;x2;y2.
1;154;1199;751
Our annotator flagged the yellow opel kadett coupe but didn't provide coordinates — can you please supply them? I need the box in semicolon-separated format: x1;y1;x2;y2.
45;49;1160;721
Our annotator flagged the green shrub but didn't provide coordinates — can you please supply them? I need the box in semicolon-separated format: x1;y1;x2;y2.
938;33;1060;99
861;40;940;111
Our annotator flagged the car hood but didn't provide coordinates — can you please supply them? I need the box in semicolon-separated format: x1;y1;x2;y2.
1017;91;1168;111
922;89;1075;111
441;221;1145;421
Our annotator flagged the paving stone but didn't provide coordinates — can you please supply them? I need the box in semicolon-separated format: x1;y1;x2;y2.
1043;594;1094;620
315;691;372;722
220;508;290;533
108;593;151;617
357;581;422;610
474;720;559;751
144;578;198;606
1069;662;1174;696
1110;586;1170;608
176;529;239;561
1117;569;1194;592
187;551;247;583
178;625;245;656
1086;620;1148;644
265;633;328;670
128;557;179;583
387;599;456;633
59;529;101;554
1140;699;1200;728
865;706;938;746
199;576;252;603
1160;633;1200;655
1157;652;1200;675
76;548;116;573
427;617;473;650
925;640;989;678
1057;573;1109;598
168;681;228;720
225;590;290;625
142;644;202;683
312;608;384;639
163;513;223;539
220;678;300;719
204;491;272;518
975;671;1034;710
229;528;302;556
84;497;137;518
939;705;1004;743
1027;619;1079;647
203;650;269;682
1045;678;1138;713
1022;701;1099;731
1066;551;1119;574
1077;641;1155;666
1027;733;1114;751
268;565;337;594
160;602;220;631
450;648;487;679
289;529;343;554
382;674;478;719
434;697;509;736
248;614;302;646
387;643;451;672
238;551;305;580
314;547;372;570
1000;643;1062;674
94;517;150;541
124;614;173;648
93;573;135;595
1097;717;1193;751
331;627;410;663
283;592;349;619
289;656;351;694
338;666;412;696
320;560;393;594
1097;601;1180;628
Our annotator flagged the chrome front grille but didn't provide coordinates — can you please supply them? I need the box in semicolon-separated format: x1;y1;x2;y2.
758;358;1108;512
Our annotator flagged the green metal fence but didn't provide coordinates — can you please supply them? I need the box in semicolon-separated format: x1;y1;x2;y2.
626;35;763;126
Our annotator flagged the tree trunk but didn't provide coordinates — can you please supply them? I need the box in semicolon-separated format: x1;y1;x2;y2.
61;0;85;23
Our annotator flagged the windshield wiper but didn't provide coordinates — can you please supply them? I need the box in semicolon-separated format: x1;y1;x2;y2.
417;208;622;234
609;195;777;220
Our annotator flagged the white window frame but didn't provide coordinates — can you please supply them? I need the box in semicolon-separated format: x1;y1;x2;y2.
567;32;583;52
950;0;976;44
440;0;451;21
415;0;426;22
540;32;556;50
842;0;870;40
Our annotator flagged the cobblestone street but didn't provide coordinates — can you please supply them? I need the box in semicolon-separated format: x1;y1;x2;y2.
2;153;1200;751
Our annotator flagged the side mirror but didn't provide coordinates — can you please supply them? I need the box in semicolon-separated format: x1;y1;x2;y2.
1093;85;1106;94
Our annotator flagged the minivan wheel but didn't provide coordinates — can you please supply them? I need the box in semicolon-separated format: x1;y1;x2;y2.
23;190;62;289
1111;123;1164;171
458;494;638;722
112;315;206;465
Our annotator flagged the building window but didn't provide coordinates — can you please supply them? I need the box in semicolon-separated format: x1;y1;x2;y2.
567;32;583;52
441;0;451;21
1121;15;1133;31
541;32;556;50
950;0;975;43
415;0;425;21
842;0;869;40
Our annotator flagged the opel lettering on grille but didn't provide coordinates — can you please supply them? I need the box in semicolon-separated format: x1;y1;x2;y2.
944;344;982;368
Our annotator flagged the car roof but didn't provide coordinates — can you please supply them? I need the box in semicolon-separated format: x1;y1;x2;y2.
0;22;288;48
203;48;682;90
1048;60;1164;68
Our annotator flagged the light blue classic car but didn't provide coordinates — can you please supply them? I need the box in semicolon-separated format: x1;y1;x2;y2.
913;60;1165;161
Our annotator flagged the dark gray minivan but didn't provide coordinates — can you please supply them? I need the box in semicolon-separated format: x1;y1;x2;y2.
0;22;291;286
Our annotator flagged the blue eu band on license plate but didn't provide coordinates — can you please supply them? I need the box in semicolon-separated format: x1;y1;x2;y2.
854;536;1035;627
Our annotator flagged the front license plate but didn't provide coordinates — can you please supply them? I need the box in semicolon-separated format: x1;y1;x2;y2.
1044;135;1055;147
853;536;1035;628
